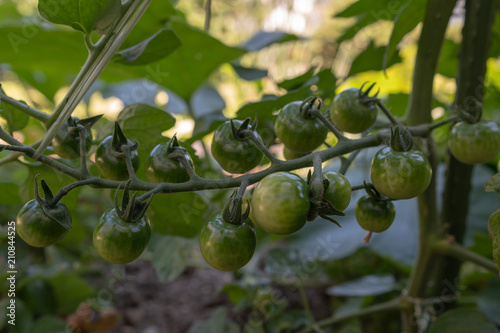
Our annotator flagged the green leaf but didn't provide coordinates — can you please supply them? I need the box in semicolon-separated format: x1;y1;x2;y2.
326;275;396;297
113;28;182;66
349;41;402;77
277;68;315;91
237;85;312;122
242;31;301;52
428;308;499;333
335;0;409;18
30;316;69;333
485;172;500;193
188;85;227;141
475;277;500;326
150;234;194;282
265;248;318;281
266;310;308;332
117;103;176;151
231;64;268;81
437;38;459;78
38;0;121;35
187;307;240;333
220;284;250;305
148;192;210;237
383;0;427;71
0;93;29;133
47;271;95;315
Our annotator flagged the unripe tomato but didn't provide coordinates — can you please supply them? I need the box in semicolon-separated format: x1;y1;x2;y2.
211;120;264;174
16;199;71;247
95;136;140;181
330;88;377;133
145;142;193;183
251;172;310;235
355;196;395;233
322;171;352;211
274;101;328;153
448;120;500;164
370;146;432;199
199;212;256;271
93;208;151;264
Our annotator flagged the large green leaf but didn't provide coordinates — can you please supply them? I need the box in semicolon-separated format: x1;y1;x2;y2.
437;38;459;78
428;308;499;333
38;0;120;35
113;28;182;66
241;31;301;51
335;0;409;18
236;85;312;122
383;0;427;71
103;19;247;100
187;307;240;333
117;103;175;150
30;316;69;333
47;271;94;315
349;41;402;77
148;192;210;237
0;26;87;99
150;234;195;282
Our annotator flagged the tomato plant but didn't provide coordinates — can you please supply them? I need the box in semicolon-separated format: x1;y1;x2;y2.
199;211;256;271
355;195;396;233
251;172;310;235
448;120;500;165
274;101;328;153
211;119;264;174
329;88;378;133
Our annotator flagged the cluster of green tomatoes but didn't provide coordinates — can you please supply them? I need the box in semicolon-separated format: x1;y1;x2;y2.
15;86;500;272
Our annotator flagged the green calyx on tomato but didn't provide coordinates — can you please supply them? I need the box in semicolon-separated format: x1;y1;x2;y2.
448;120;500;165
52;114;102;159
211;118;264;174
251;172;310;235
274;100;328;153
16;176;72;247
93;181;152;264
95;122;140;181
370;126;432;200
200;192;256;271
355;195;396;233
329;85;378;134
145;134;194;183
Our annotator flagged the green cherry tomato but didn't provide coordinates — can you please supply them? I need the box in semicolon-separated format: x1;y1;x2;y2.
211;120;264;174
93;208;151;264
283;146;310;161
251;172;310;235
52;120;92;159
274;101;328;153
16;199;71;247
370;147;432;200
95;136;140;181
355;196;395;233
330;88;377;133
448;120;500;165
145;143;193;183
199;212;256;271
323;171;352;211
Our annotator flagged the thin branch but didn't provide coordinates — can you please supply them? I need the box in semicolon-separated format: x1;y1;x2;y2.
0;127;24;146
243;130;281;165
376;100;401;126
433;239;498;273
310;109;346;142
34;0;152;160
204;0;212;31
0;92;50;122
